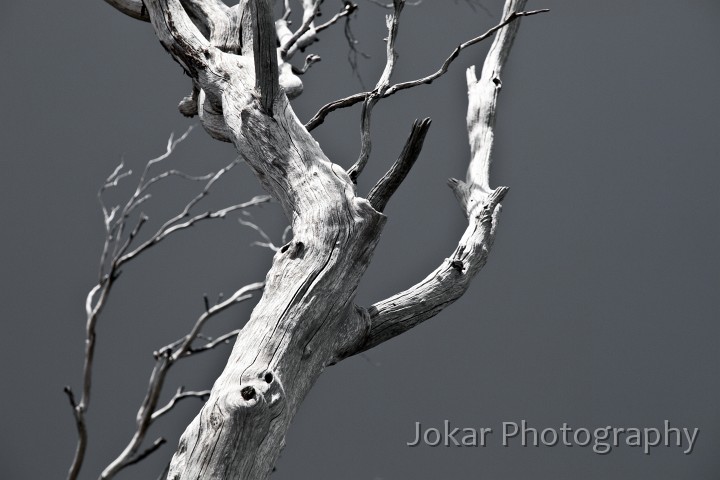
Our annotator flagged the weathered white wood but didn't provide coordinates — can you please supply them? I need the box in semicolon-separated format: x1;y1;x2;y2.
135;0;386;477
103;0;149;21
96;0;536;478
368;118;432;213
350;0;528;354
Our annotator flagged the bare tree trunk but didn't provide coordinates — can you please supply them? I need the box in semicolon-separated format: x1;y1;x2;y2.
94;0;543;478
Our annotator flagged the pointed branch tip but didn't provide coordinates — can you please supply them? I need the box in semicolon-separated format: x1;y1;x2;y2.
367;118;431;212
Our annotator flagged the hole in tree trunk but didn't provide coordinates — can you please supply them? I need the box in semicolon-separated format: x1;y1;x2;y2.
241;386;256;400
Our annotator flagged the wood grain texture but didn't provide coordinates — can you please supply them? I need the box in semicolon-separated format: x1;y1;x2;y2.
351;0;528;355
368;118;431;213
98;0;535;477
103;0;149;21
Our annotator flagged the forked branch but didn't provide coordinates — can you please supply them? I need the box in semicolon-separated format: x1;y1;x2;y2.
305;7;547;131
350;0;540;355
347;0;404;182
279;0;321;59
100;282;263;479
66;130;268;480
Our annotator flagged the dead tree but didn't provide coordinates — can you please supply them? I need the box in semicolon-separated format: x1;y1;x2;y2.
67;0;547;478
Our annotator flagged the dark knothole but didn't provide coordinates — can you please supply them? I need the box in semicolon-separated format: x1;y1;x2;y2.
264;372;274;384
291;241;305;258
451;260;464;272
241;386;256;401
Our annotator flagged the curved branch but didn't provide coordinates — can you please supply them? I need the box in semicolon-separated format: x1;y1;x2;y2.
351;0;537;354
279;0;321;59
144;0;211;77
152;388;211;421
382;7;548;98
103;0;150;21
357;187;507;353
347;0;404;182
304;7;548;131
100;282;263;479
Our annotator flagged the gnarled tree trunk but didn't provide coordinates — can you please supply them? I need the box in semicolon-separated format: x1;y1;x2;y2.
93;0;539;478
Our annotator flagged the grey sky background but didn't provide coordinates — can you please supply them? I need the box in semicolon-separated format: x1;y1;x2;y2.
1;0;719;478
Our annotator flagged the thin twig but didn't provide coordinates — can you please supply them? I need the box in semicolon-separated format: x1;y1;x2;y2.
64;387;87;480
109;128;195;265
151;388;211;421
122;437;167;468
305;8;548;131
238;213;280;252
117;194;271;266
280;0;322;59
347;0;405;182
100;282;262;477
281;225;293;244
98;284;263;478
66;129;269;480
162;282;265;361
185;328;242;356
156;461;171;480
283;1;359;65
314;2;357;36
99;351;172;478
384;8;548;96
344;8;370;88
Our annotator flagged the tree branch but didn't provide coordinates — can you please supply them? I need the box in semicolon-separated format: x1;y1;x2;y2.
63;387;87;480
382;7;548;97
184;328;242;355
93;0;545;477
306;91;367;131
347;0;404;182
314;2;358;37
66;130;267;480
143;0;211;78
350;0;538;355
170;282;265;361
279;0;321;59
277;0;358;63
304;7;547;131
117;194;271;266
103;0;150;21
356;187;507;353
122;437;168;468
152;388;211;421
367;118;431;212
100;281;263;479
247;0;280;114
238;214;282;252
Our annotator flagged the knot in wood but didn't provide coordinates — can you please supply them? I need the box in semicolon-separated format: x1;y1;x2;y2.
450;259;464;272
280;240;304;259
240;386;256;401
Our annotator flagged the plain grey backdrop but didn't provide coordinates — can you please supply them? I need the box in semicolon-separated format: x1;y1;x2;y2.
1;0;719;478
